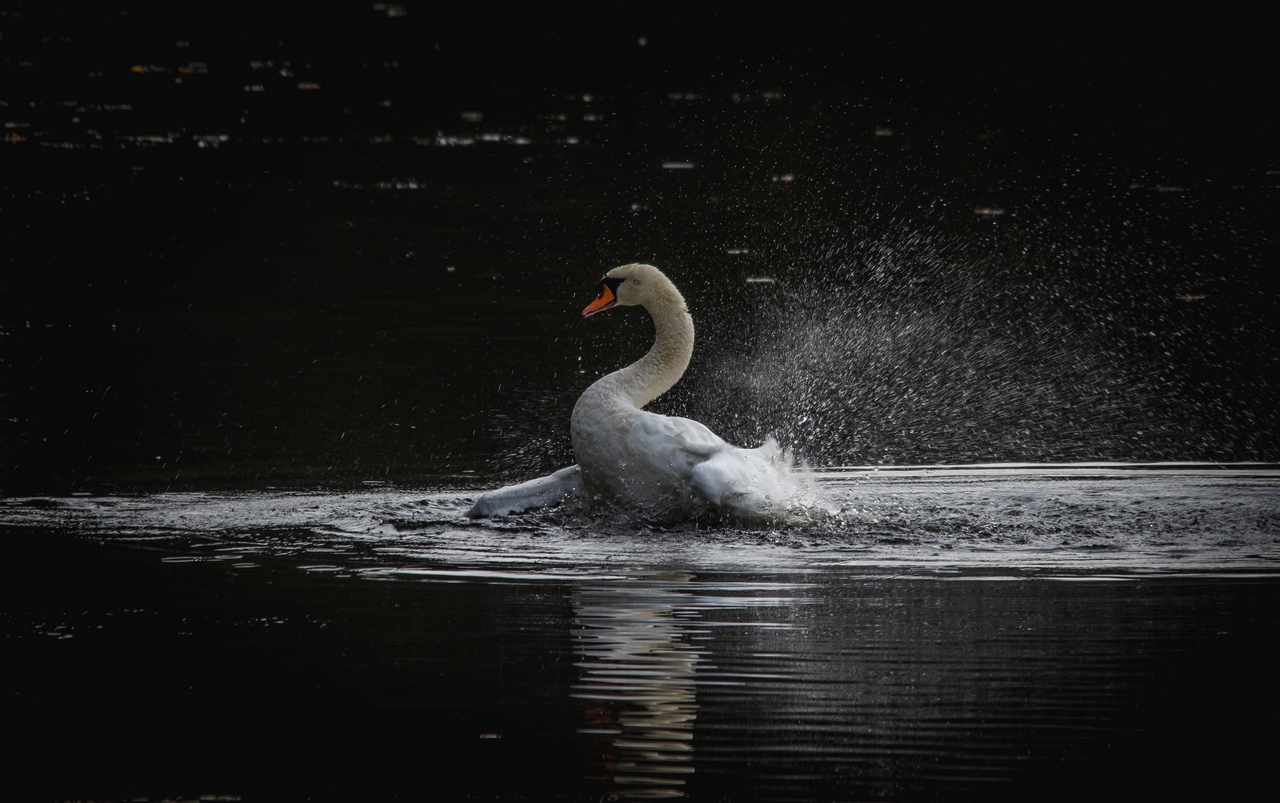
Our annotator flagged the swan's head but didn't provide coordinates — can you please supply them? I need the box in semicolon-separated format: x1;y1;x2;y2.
582;263;671;317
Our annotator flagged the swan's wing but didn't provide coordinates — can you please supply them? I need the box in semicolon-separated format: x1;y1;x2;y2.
630;413;794;513
685;435;796;513
688;447;791;508
466;464;583;518
632;413;725;454
581;411;726;507
576;408;802;518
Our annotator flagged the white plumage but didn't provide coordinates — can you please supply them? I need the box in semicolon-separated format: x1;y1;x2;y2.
468;263;803;520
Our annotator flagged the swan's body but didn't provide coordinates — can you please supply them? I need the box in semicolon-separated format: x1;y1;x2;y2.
468;263;801;520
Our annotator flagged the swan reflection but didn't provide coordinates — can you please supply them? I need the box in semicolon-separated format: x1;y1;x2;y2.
573;575;704;799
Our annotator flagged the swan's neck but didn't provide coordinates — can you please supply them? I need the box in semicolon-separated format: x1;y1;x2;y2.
612;286;694;409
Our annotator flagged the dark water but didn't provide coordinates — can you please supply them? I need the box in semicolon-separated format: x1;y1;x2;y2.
6;505;1280;801
4;7;1279;801
5;468;1279;800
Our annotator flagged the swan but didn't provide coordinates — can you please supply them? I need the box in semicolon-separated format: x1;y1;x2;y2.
467;263;802;520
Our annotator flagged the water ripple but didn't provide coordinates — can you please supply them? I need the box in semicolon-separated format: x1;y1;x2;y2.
2;464;1277;578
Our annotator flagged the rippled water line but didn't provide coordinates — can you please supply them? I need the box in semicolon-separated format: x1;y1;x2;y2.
2;467;1277;579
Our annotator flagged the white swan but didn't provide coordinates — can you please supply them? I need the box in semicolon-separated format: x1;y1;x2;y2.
468;263;801;520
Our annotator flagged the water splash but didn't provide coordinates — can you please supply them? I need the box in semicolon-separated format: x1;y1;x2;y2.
680;216;1275;467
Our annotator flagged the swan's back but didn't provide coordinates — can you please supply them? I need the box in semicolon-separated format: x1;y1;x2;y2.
575;403;805;521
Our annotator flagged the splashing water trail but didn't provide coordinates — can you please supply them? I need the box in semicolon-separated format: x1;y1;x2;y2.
677;214;1274;470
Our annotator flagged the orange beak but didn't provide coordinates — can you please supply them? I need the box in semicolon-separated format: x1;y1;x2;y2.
582;282;617;317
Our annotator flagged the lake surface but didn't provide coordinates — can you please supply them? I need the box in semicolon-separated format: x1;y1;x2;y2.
6;466;1279;800
3;7;1278;801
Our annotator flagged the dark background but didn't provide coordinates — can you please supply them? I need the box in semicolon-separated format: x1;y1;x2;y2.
3;11;1278;800
3;3;1277;493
